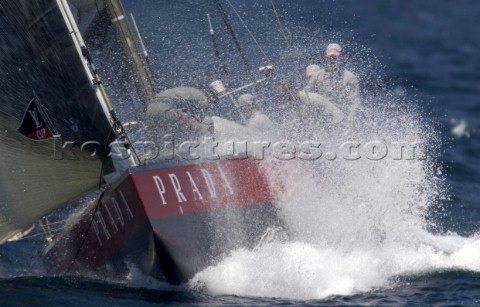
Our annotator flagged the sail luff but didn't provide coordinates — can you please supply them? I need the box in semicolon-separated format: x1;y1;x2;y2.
57;0;118;128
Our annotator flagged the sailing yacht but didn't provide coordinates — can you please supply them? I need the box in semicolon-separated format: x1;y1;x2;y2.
0;0;281;282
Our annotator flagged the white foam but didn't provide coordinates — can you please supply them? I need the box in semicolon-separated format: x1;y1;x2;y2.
190;234;480;300
188;87;479;300
450;119;473;138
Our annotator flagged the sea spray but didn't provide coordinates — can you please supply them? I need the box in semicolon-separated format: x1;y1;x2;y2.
189;75;480;300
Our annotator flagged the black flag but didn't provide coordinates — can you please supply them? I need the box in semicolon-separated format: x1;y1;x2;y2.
17;98;54;140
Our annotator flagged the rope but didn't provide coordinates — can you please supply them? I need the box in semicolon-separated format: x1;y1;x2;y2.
225;0;271;63
64;192;105;274
40;220;67;226
269;0;292;51
20;227;65;240
213;0;256;83
207;13;229;75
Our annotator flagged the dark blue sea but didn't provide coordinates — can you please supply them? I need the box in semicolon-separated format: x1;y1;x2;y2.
1;0;479;305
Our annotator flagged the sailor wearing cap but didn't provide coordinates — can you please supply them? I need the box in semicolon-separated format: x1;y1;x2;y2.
304;43;361;126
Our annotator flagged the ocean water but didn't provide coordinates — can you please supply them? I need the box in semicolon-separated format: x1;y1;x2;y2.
1;0;479;305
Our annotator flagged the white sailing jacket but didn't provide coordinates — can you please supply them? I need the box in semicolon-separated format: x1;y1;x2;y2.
304;68;361;124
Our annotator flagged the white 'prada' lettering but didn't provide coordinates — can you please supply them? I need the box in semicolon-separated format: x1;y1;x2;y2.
95;212;111;240
119;191;134;220
201;169;217;198
217;166;234;195
153;175;167;205
104;203;119;233
112;198;125;226
92;222;102;246
186;171;203;200
150;167;237;207
169;173;187;203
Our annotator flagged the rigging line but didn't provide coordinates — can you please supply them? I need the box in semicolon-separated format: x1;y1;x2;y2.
20;229;64;240
98;125;114;188
224;0;270;63
130;13;148;57
38;220;67;226
64;191;105;275
213;0;256;83
207;13;229;75
269;0;292;50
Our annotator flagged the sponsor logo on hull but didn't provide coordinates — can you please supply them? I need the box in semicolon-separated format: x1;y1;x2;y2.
131;159;273;219
55;159;273;270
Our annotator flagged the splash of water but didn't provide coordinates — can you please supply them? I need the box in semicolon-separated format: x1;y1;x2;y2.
188;76;480;300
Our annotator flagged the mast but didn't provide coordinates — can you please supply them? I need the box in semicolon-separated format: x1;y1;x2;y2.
104;0;156;104
57;0;135;169
57;0;117;128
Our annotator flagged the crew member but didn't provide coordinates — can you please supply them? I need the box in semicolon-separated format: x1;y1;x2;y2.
275;80;344;133
236;94;275;132
305;64;321;81
146;86;219;137
304;43;361;125
275;80;302;124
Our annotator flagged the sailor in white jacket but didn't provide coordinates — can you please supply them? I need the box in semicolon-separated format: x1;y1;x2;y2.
146;86;218;137
304;43;361;126
305;64;321;81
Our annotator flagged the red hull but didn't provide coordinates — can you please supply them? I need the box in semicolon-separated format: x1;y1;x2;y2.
43;158;280;282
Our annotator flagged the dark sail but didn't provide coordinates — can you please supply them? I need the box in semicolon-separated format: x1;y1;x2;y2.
74;0;156;122
0;0;118;242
